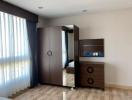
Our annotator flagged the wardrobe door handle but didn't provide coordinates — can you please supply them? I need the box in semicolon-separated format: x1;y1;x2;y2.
47;50;50;56
47;50;52;56
47;51;49;56
50;50;52;56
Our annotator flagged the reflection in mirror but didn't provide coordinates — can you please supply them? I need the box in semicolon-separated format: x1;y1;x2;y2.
62;25;75;87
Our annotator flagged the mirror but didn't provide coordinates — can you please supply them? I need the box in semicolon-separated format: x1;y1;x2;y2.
62;25;75;87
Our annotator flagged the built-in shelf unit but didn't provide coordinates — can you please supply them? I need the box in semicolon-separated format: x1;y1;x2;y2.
79;39;104;57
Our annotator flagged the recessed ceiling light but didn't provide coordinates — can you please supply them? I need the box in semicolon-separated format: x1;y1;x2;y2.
38;6;44;9
82;9;87;12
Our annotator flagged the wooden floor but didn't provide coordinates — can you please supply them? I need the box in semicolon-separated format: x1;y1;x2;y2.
13;85;132;100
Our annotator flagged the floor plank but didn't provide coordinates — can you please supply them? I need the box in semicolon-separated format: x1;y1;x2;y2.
13;85;132;100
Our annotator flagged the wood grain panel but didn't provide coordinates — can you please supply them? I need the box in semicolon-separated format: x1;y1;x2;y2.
13;85;132;100
50;27;62;85
79;39;104;57
80;63;104;77
79;61;105;90
73;25;80;87
37;28;50;84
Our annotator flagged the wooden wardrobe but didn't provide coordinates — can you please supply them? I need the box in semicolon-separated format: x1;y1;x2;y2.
37;25;79;87
37;27;62;85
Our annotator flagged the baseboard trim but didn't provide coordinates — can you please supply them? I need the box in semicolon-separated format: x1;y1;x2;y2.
106;84;132;90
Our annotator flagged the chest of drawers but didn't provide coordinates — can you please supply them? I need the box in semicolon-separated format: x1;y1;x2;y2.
79;61;104;90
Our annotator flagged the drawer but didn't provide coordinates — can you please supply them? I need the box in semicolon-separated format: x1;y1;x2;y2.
79;62;105;89
79;76;104;88
80;74;104;81
80;63;104;76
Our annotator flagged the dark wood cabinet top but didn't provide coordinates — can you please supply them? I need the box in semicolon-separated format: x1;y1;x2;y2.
80;61;104;65
80;39;104;45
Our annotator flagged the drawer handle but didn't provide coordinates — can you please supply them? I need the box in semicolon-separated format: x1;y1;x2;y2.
87;78;94;84
87;67;94;73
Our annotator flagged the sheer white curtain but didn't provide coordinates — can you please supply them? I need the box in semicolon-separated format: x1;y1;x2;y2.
62;31;67;68
0;11;31;97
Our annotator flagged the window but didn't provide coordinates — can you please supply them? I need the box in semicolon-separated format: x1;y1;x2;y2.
0;11;31;97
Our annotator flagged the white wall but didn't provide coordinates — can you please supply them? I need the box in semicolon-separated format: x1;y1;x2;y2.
37;16;49;28
49;9;132;87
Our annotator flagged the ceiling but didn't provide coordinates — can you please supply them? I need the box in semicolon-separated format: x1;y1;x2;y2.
4;0;132;18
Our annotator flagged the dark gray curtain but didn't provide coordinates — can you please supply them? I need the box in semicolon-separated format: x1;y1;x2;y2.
26;20;38;87
65;31;69;67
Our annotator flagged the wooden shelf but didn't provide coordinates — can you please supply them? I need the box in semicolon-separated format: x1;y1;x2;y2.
79;39;104;57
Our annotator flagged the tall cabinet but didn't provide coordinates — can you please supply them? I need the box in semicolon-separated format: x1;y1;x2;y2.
37;27;62;85
37;25;79;87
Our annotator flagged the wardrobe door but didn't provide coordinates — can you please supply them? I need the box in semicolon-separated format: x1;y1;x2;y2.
38;28;50;84
49;27;63;85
